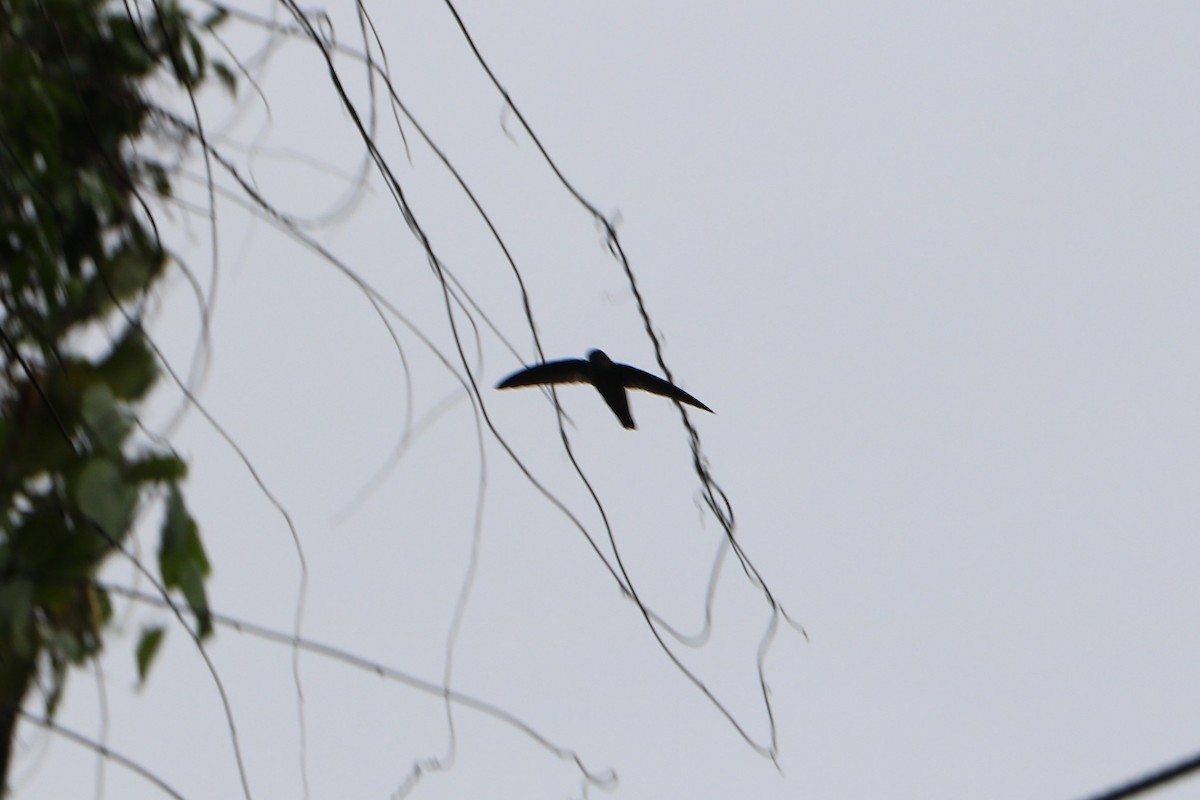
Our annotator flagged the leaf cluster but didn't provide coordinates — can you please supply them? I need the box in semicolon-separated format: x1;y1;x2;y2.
0;0;223;733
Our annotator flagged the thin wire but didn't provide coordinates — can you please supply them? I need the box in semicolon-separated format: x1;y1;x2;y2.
101;582;617;790
17;711;187;800
1075;749;1200;800
439;0;803;760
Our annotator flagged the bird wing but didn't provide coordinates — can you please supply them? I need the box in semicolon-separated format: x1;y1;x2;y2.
615;365;713;412
496;359;590;389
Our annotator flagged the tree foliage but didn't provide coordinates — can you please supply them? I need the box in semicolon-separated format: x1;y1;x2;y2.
0;0;220;785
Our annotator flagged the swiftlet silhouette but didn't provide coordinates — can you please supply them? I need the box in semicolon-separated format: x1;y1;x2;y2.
496;349;713;429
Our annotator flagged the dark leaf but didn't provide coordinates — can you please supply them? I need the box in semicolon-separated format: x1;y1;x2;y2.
212;61;237;96
135;626;166;685
95;326;158;400
81;383;130;454
0;580;35;659
125;454;188;483
159;485;212;637
76;458;138;541
201;6;229;30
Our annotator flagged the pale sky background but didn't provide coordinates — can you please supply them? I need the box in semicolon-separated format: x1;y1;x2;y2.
13;1;1200;799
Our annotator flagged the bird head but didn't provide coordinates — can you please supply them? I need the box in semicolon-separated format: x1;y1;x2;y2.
587;349;613;367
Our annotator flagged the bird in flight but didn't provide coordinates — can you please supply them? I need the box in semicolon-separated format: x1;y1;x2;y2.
496;349;713;429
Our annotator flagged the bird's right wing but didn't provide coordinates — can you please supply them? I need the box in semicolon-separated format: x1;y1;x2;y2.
496;359;590;389
616;365;713;412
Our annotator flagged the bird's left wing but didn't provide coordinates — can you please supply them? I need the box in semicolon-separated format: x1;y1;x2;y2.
496;359;590;389
616;365;713;412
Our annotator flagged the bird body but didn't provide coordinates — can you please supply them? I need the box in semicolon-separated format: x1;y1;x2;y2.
496;349;712;429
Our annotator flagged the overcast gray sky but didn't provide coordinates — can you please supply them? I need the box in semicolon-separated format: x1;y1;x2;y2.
16;1;1200;798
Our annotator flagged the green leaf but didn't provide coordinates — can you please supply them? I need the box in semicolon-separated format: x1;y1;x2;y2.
44;660;66;717
144;161;172;198
135;625;166;686
44;627;86;664
79;169;117;216
177;561;212;637
0;579;35;659
76;458;138;541
64;275;86;306
98;247;154;305
81;383;130;454
96;326;158;400
159;486;206;578
107;14;156;74
212;61;237;96
201;6;229;30
159;485;212;636
125;453;188;483
187;29;207;84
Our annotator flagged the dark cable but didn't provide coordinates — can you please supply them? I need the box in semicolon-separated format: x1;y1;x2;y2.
1076;748;1200;800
